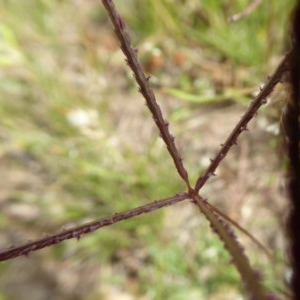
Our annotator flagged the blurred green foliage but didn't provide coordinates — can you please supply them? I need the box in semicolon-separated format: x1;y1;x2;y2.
126;0;293;65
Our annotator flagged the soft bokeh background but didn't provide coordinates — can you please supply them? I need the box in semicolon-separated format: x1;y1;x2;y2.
0;0;295;299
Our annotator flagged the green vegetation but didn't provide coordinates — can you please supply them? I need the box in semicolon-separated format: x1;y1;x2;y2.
0;0;295;299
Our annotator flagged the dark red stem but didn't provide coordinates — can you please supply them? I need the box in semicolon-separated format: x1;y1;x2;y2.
0;193;188;261
101;0;191;190
195;51;291;193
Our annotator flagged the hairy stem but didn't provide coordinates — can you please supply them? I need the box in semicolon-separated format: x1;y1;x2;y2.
195;51;291;193
100;0;191;190
0;193;188;261
205;200;273;260
193;195;267;299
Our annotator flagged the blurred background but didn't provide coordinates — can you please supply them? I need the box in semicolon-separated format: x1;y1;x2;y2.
0;0;296;299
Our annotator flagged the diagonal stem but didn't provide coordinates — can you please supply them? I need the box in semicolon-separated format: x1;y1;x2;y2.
204;200;273;260
193;194;267;299
195;51;292;193
229;0;263;22
0;193;188;262
100;0;191;190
